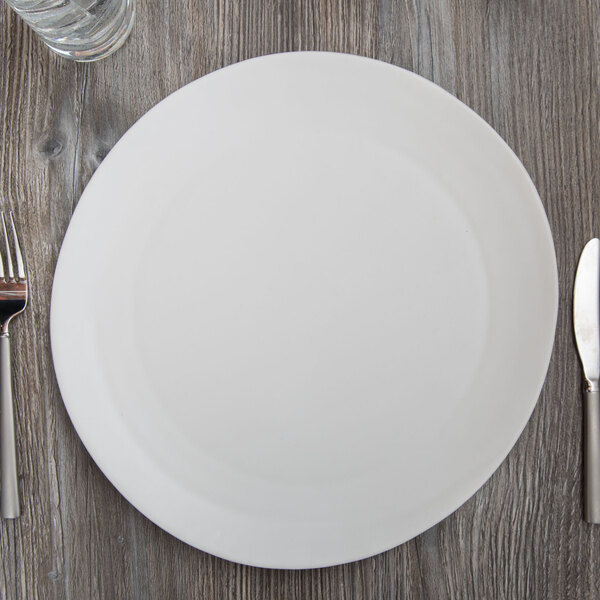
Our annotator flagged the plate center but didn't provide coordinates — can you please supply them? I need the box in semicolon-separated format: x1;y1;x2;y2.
128;133;488;484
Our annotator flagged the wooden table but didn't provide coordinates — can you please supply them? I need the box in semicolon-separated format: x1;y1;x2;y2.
0;1;597;598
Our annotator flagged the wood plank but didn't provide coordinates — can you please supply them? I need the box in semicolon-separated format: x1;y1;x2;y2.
0;0;599;597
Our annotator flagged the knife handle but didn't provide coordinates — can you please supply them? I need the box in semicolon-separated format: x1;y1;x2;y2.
584;390;600;523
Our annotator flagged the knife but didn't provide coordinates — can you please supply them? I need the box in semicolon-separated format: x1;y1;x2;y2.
574;238;600;523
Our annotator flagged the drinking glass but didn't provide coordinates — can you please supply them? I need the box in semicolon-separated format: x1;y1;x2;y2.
3;0;135;62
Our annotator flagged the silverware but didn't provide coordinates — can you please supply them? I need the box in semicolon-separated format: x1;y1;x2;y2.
574;238;600;523
0;212;27;519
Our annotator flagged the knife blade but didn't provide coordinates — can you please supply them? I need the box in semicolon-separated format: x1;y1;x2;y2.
574;237;600;523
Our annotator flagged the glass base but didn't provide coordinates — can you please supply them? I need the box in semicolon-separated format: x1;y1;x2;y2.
43;0;135;62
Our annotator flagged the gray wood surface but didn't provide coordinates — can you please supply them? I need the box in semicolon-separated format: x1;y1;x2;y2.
0;0;598;598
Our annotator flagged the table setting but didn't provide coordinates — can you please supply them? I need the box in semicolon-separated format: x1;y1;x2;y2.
0;1;598;598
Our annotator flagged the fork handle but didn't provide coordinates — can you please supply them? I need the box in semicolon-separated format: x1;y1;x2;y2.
0;334;19;518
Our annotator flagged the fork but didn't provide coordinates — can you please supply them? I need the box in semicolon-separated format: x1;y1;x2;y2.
0;212;27;519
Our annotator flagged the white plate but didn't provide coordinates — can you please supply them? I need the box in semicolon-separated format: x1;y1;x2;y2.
50;52;558;569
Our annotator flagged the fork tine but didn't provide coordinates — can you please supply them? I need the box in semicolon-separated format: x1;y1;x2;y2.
9;213;25;281
1;213;14;281
0;228;4;281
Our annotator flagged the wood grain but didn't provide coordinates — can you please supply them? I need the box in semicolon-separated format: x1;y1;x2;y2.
0;0;598;598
